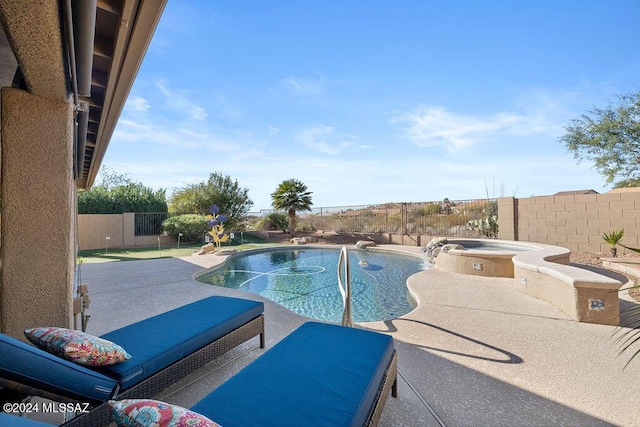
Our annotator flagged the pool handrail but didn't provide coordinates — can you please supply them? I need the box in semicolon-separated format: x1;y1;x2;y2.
338;246;353;327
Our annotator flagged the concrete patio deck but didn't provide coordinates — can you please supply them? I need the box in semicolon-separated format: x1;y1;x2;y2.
83;245;640;426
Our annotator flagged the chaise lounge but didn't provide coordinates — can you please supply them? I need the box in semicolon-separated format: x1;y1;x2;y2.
0;295;265;426
126;321;397;427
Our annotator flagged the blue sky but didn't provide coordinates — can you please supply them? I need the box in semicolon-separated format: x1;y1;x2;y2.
103;0;640;211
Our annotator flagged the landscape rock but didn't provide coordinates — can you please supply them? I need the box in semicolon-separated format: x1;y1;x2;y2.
196;243;216;255
423;237;448;263
355;240;376;249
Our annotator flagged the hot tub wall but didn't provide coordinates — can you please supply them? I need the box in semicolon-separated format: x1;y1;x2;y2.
513;266;579;320
434;251;515;278
513;264;621;325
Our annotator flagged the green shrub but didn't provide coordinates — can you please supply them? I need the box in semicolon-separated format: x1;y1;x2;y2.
168;172;253;230
413;203;441;217
162;214;209;242
78;182;167;214
254;212;289;232
295;220;316;233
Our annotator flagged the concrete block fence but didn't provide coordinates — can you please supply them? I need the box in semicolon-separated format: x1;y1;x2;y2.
78;213;175;250
497;189;640;253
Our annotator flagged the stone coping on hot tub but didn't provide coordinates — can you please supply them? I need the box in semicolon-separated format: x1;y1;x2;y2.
433;239;550;278
433;239;624;326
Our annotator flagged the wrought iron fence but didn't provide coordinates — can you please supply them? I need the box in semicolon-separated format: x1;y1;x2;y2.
134;212;169;236
247;198;498;238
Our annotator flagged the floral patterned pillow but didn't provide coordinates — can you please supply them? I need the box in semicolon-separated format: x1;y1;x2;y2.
108;399;220;427
24;327;131;366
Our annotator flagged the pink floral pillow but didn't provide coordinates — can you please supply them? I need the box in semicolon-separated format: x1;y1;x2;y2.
109;399;220;427
24;327;131;366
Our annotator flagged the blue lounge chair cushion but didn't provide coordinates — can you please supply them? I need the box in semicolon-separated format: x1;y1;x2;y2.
98;296;264;391
191;321;395;427
0;413;53;426
0;333;118;402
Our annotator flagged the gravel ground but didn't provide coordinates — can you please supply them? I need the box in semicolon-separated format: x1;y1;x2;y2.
570;251;608;267
570;250;639;267
570;251;640;300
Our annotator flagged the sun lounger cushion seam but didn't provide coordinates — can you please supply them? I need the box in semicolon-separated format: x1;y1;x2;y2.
97;296;264;391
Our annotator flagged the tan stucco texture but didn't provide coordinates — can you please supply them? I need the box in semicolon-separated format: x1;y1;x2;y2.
1;87;74;338
0;0;67;100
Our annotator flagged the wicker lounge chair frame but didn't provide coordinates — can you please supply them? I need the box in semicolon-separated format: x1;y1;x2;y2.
367;350;398;427
0;314;264;427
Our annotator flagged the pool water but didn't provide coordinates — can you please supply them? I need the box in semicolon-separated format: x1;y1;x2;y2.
446;239;534;252
197;248;426;323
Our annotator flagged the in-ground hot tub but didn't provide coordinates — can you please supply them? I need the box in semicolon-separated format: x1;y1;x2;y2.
429;238;548;278
427;238;624;325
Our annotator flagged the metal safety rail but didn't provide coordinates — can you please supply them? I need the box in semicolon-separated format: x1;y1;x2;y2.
338;246;353;327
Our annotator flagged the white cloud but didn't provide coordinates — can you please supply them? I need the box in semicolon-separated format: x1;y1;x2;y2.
105;121;606;210
268;126;280;137
512;90;582;136
127;96;150;112
107;82;609;211
392;106;526;152
113;119;216;150
298;125;334;153
155;80;207;121
279;75;325;95
296;125;357;155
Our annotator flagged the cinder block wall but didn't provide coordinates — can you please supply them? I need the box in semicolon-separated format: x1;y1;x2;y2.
497;197;517;241
78;214;125;250
499;190;640;253
77;213;176;250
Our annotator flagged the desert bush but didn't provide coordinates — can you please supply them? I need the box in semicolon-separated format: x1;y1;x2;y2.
168;172;252;230
295;220;316;233
162;214;209;242
254;212;289;232
413;203;441;217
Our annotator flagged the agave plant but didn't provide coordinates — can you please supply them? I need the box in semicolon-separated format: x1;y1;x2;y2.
602;229;624;257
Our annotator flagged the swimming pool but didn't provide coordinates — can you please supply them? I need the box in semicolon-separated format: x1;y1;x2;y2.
196;247;426;323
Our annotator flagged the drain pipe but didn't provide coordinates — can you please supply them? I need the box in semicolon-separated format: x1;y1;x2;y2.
62;0;79;105
71;0;96;97
62;0;96;178
71;0;96;178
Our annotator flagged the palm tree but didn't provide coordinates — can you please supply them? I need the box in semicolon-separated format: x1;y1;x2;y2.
271;179;313;233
